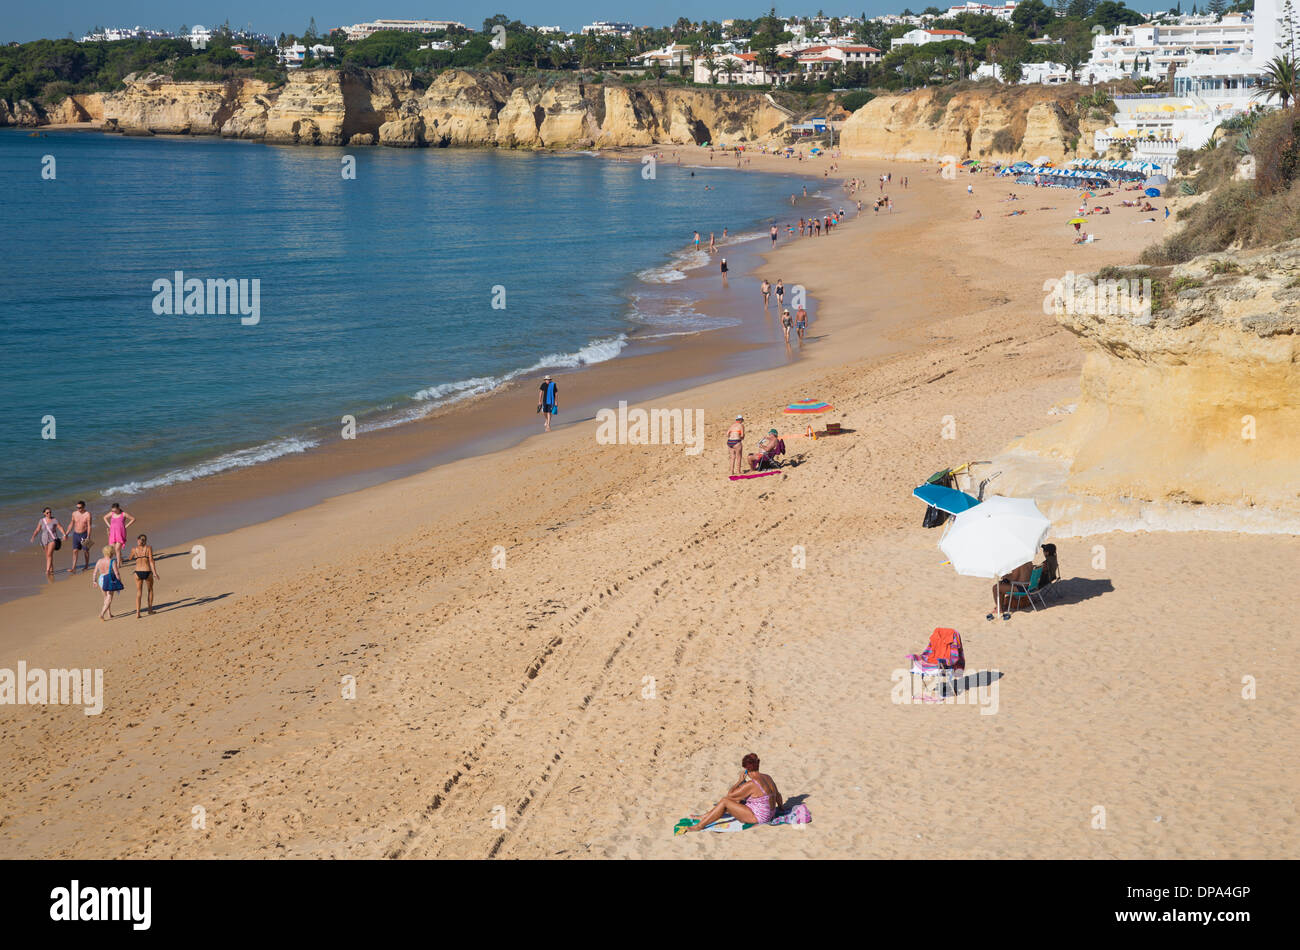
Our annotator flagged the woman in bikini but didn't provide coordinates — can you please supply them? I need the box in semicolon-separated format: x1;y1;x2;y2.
91;545;124;620
129;534;160;618
760;279;771;310
103;502;135;565
686;753;783;831
726;415;745;476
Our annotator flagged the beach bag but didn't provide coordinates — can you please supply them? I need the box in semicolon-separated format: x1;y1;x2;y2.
788;803;812;824
53;537;62;551
921;468;955;529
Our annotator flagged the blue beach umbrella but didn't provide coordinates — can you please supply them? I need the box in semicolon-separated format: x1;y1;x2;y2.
913;484;980;515
1145;187;1161;197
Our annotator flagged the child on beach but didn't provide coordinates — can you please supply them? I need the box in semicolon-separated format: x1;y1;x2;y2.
92;545;124;620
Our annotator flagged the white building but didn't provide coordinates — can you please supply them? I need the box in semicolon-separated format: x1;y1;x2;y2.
341;19;466;41
278;43;335;67
581;21;635;36
693;52;788;86
791;44;883;79
80;26;173;42
944;2;1019;20
892;28;975;49
632;44;694;70
1085;12;1256;82
1092;0;1291;161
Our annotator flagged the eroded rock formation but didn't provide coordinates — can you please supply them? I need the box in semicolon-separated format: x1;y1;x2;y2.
839;84;1110;163
1007;242;1300;522
4;69;791;149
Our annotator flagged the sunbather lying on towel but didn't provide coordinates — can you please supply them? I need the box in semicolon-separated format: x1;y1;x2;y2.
683;753;784;831
748;429;786;470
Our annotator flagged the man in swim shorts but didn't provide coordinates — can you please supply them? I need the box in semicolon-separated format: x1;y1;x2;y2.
67;500;93;573
796;305;808;341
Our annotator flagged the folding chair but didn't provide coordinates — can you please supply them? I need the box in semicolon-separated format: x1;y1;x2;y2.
906;628;965;703
1008;566;1047;612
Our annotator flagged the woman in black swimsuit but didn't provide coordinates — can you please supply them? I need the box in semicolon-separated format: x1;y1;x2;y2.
129;534;159;618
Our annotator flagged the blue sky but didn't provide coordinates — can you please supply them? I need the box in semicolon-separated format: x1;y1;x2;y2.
6;1;1173;43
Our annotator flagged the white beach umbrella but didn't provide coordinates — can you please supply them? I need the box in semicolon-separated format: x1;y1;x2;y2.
939;496;1051;579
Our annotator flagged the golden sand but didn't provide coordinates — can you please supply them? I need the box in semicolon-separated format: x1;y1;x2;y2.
1;147;1294;858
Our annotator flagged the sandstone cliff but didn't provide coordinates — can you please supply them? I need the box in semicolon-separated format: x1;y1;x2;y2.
996;241;1300;534
5;69;790;149
840;84;1110;164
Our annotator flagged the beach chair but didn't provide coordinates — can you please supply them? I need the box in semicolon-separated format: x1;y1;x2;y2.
1008;566;1047;612
906;628;965;703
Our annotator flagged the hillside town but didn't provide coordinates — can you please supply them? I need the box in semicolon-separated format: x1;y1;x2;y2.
2;2;1292;161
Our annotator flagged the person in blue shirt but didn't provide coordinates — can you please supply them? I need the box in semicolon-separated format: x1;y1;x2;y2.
538;375;558;432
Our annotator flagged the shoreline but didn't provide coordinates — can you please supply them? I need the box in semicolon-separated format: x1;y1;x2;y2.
6;144;1294;860
0;137;844;602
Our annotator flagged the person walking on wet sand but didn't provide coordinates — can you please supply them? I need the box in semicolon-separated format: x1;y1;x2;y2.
796;304;808;341
30;507;66;580
129;534;160;617
781;308;793;343
538;374;558;432
104;502;134;565
775;279;785;308
769;224;779;247
67;500;93;574
720;257;729;286
726;415;745;476
760;279;771;309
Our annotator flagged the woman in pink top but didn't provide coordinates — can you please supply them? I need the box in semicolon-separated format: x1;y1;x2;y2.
686;753;783;831
104;502;134;564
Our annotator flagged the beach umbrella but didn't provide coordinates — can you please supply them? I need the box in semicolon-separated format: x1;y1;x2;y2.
913;484;980;515
1145;187;1161;197
1068;217;1087;225
783;398;834;414
938;496;1051;579
1145;174;1168;186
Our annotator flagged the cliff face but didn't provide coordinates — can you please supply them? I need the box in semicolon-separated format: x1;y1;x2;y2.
840;84;1106;163
10;69;789;148
1006;241;1300;525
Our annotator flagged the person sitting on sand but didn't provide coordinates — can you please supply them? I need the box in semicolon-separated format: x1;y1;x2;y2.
989;561;1033;621
684;753;783;831
748;429;785;471
1038;543;1059;587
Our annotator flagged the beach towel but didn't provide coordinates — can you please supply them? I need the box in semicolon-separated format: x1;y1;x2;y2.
674;802;811;834
920;627;964;670
729;471;781;481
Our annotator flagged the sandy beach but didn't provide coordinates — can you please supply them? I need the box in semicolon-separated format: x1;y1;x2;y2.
1;145;1295;859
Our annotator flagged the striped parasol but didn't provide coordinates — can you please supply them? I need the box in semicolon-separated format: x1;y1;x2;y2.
783;398;834;414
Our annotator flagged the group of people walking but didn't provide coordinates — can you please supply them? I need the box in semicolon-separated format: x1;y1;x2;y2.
30;501;160;620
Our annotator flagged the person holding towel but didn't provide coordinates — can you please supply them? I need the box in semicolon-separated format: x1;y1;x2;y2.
538;374;558;432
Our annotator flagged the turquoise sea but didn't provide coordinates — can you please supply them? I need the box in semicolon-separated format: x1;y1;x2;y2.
0;130;825;549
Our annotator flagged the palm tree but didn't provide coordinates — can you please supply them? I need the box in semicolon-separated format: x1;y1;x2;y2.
1255;54;1298;108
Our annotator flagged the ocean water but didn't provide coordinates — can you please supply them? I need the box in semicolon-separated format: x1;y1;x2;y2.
0;130;815;541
